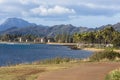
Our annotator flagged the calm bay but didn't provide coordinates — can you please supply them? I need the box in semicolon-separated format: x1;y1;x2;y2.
0;43;93;66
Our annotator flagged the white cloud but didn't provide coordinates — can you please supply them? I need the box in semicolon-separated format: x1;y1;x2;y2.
30;5;75;16
1;0;120;27
78;2;120;10
19;0;38;5
0;0;6;4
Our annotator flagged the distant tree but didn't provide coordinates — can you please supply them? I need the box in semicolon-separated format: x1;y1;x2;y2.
55;33;72;43
95;30;104;44
112;31;120;47
54;34;61;42
1;34;11;41
102;27;115;44
72;27;120;47
22;34;36;41
73;33;82;43
86;32;95;43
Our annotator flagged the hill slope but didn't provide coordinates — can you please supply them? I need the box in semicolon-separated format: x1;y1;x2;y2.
0;18;36;31
0;18;92;37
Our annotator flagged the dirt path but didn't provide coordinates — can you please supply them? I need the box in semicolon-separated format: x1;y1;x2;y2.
37;62;120;80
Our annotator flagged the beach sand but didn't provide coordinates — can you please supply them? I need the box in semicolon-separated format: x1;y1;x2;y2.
83;48;120;53
83;48;104;52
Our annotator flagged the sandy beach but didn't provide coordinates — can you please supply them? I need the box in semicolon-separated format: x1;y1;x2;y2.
47;42;77;46
83;48;104;52
83;48;120;53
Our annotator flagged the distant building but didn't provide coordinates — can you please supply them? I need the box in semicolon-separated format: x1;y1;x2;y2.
40;37;47;43
35;38;41;42
26;39;28;42
47;37;55;43
19;37;22;42
34;40;36;43
9;40;11;42
34;37;54;43
41;38;44;43
106;44;113;47
34;37;47;43
48;39;50;43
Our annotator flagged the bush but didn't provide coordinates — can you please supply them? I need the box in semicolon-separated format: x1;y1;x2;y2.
105;68;120;80
90;50;120;61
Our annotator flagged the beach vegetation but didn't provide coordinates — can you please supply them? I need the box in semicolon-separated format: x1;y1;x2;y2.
89;50;120;61
105;68;120;80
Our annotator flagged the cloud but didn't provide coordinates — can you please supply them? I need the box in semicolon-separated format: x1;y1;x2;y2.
30;5;75;16
1;0;120;18
22;5;76;20
19;0;39;5
0;0;120;27
0;0;4;3
78;2;120;10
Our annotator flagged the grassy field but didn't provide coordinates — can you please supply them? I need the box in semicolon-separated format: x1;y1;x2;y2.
0;59;79;80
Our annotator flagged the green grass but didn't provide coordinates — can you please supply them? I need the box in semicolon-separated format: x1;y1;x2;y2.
105;68;120;80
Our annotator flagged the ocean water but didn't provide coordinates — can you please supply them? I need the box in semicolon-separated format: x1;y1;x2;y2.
0;44;93;66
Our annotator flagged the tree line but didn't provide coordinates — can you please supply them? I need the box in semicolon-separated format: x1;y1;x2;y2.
73;27;120;47
0;34;37;42
0;33;73;43
0;27;120;47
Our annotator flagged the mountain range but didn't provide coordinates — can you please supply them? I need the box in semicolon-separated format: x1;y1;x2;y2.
0;18;120;37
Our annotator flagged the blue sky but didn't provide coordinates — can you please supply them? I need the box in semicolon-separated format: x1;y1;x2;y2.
0;0;120;28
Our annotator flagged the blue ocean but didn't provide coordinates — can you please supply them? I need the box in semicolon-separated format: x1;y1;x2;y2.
0;44;93;66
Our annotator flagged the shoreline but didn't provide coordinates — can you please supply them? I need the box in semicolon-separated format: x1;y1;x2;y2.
0;42;120;52
83;48;120;53
83;48;104;52
46;42;77;46
0;42;77;46
0;41;46;45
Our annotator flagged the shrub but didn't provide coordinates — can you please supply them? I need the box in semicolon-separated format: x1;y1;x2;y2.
105;68;120;80
90;50;120;61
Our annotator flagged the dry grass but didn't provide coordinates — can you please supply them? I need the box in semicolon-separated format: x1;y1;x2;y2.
0;65;45;80
0;61;77;80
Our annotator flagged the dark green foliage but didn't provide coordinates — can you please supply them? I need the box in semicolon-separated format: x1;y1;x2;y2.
73;27;120;47
0;34;37;42
90;50;120;61
22;34;37;41
112;31;120;47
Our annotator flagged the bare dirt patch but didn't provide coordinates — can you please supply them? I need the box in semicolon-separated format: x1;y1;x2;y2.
37;62;120;80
